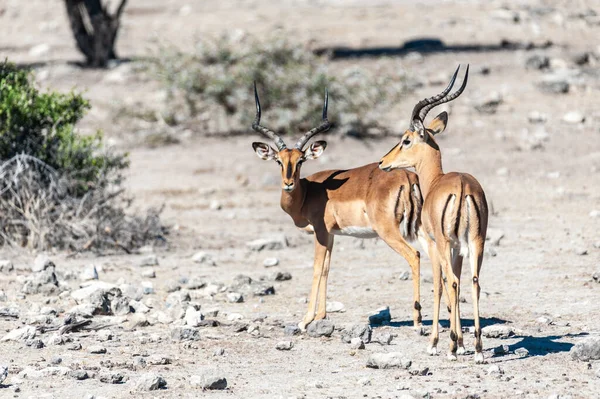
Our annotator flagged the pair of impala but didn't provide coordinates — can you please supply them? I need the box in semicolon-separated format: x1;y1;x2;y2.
251;65;488;363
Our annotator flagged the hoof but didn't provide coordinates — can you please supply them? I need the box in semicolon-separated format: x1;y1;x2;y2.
447;352;458;361
414;326;426;336
474;352;485;364
298;321;308;332
456;346;466;355
427;345;438;356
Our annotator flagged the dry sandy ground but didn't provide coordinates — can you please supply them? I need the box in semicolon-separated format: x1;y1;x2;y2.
1;0;600;398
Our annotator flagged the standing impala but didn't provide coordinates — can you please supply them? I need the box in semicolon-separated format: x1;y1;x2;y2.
379;65;489;363
250;83;424;330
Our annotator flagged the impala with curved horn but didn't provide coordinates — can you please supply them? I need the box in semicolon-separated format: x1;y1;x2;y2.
379;65;489;363
251;83;425;330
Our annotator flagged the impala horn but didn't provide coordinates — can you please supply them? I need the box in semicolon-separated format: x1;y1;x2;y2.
410;64;469;131
252;82;287;151
295;89;331;150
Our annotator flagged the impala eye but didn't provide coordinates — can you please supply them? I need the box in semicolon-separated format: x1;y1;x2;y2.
403;139;411;146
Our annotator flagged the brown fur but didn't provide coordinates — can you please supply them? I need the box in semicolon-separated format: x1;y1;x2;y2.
379;112;489;362
254;142;424;330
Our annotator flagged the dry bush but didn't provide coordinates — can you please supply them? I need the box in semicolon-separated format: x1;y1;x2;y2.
0;154;166;253
149;32;414;138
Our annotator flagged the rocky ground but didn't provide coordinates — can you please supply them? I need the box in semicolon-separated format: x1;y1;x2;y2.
1;0;600;398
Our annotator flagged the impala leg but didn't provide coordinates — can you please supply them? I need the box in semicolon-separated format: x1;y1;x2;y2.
382;232;422;327
470;240;485;363
419;233;451;315
451;249;465;355
428;243;443;356
299;231;329;331
438;242;459;360
315;234;334;320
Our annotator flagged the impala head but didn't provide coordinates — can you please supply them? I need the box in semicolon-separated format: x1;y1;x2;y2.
251;83;331;192
379;64;469;171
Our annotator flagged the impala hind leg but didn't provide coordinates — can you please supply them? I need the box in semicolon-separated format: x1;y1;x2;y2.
438;242;459;361
314;234;334;321
427;244;443;355
381;231;422;327
299;231;330;331
451;249;465;355
470;240;485;363
418;233;451;314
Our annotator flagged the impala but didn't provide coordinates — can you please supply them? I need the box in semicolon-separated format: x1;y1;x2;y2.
379;65;489;363
250;83;424;330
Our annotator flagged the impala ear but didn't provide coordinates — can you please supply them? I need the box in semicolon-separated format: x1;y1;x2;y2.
304;140;327;160
411;119;427;141
427;112;448;136
252;142;277;160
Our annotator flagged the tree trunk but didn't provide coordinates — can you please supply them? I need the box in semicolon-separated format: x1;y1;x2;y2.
64;0;127;68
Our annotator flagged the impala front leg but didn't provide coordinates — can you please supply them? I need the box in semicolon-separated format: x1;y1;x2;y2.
314;234;334;321
299;230;330;331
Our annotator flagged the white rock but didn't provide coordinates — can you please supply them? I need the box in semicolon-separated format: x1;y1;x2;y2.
141;269;156;278
185;306;203;327
227;292;244;303
246;235;288;251
79;265;98;281
32;254;54;272
136;373;167;391
209;200;222;210
325;301;346;313
263;257;279;267
192;251;216;266
1;326;36;342
562;111;585;124
141;281;154;294
366;352;411;369
275;340;294;350
130;300;150;314
29;43;51;57
487;364;503;375
140;255;159;267
0;260;14;273
190;373;227;390
227;313;243;321
350;338;365;350
71;282;118;303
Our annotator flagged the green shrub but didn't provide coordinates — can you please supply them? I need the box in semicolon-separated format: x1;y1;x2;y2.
0;62;164;252
0;61;128;194
150;32;413;137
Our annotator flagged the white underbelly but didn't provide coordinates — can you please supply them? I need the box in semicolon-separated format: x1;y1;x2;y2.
331;226;378;239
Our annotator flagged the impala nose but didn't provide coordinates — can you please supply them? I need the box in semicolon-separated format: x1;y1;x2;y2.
283;183;295;192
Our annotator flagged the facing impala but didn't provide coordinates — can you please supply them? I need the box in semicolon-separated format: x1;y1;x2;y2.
251;83;425;331
380;65;489;363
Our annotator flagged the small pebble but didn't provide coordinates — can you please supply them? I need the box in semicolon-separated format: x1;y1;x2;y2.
263;257;279;267
276;341;294;351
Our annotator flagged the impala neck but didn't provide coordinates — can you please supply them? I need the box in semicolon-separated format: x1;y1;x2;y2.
415;148;444;199
280;179;306;222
